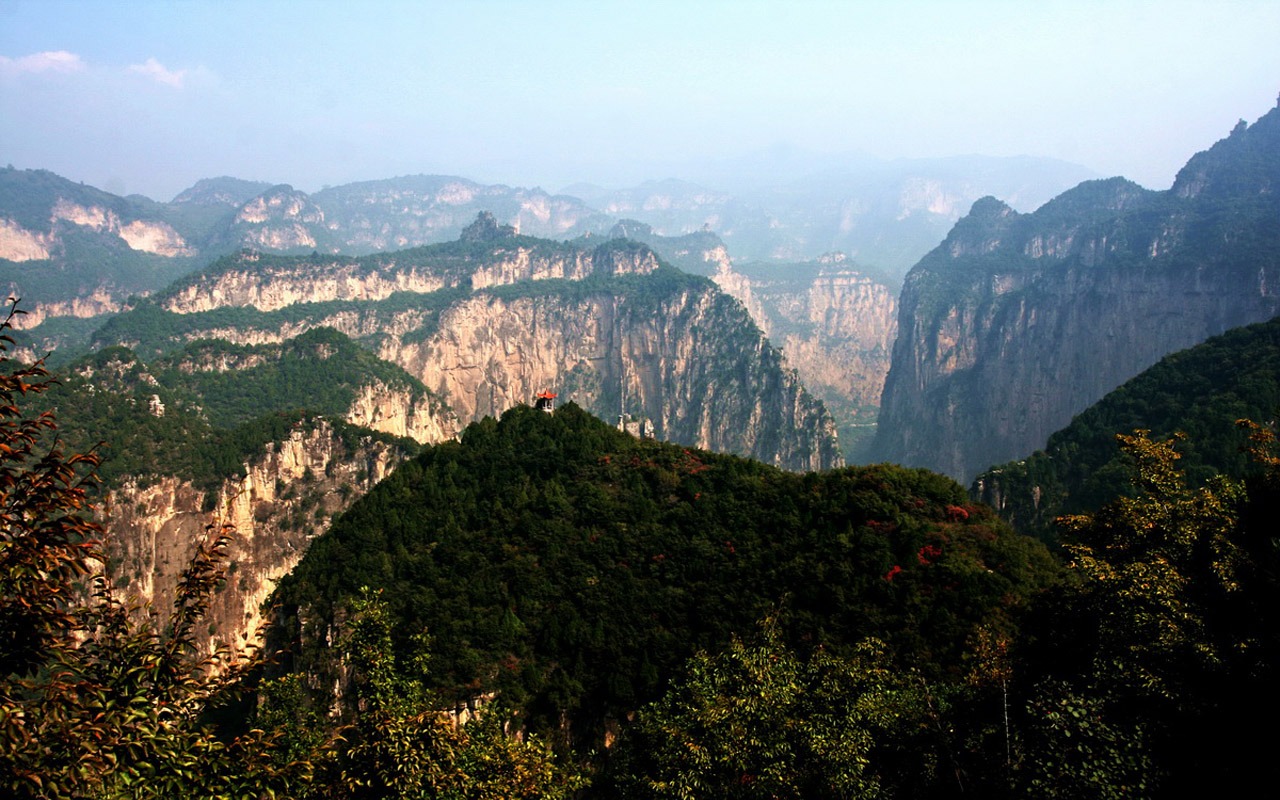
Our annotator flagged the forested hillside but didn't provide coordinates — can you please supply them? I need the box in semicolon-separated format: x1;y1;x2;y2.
7;311;1280;796
973;315;1280;540
272;403;1058;742
39;330;440;489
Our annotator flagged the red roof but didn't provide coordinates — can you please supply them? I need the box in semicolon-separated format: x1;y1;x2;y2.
536;390;557;400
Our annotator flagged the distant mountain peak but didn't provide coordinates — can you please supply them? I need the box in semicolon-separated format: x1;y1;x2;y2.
459;210;517;242
609;219;654;239
1172;103;1280;200
171;176;273;206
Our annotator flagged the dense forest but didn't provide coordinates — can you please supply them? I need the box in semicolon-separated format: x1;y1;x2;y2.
272;403;1057;731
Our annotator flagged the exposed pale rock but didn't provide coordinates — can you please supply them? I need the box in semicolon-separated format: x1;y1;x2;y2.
104;420;410;651
0;217;51;261
118;220;194;256
11;288;121;329
48;199;192;256
164;258;450;314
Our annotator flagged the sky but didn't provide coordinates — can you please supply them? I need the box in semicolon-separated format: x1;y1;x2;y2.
2;0;1279;201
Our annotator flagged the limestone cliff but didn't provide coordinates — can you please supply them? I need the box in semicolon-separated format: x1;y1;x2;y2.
311;175;609;252
605;224;897;460
390;287;840;471
873;102;1280;483
218;185;328;253
161;238;657;315
100;233;842;471
740;255;897;459
0;168;198;332
103;419;412;652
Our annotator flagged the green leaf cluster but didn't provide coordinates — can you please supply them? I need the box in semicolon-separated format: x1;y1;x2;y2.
1010;427;1280;797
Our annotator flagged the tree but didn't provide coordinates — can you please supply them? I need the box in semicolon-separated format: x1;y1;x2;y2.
617;615;932;800
1014;427;1280;798
309;586;585;800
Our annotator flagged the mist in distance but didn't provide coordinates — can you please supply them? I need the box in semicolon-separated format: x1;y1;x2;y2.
2;0;1278;202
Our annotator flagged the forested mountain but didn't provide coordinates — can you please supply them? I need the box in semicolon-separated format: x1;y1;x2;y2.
270;402;1057;744
30;325;447;650
14;316;1280;796
973;315;1280;540
3;158;1070;455
0;167;200;336
54;327;457;469
874;100;1280;483
2;153;1088;341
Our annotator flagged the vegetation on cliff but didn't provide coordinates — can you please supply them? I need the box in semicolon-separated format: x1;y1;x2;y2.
36;330;426;491
1008;426;1280;798
0;306;581;799
973;315;1280;540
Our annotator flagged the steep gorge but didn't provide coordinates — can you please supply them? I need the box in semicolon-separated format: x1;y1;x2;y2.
607;223;896;460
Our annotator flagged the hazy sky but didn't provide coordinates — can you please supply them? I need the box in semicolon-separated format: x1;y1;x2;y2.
3;0;1278;201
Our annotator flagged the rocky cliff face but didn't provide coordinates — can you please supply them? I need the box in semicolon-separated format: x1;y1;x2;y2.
873;103;1280;483
163;251;452;313
103;419;412;653
391;288;840;471
311;175;609;252
0;168;199;333
222;185;327;252
744;259;897;459
162;239;658;315
591;225;895;461
106;234;842;471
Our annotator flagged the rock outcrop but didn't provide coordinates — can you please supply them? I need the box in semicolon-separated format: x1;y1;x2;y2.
103;419;412;652
742;258;897;459
392;288;840;471
606;225;897;459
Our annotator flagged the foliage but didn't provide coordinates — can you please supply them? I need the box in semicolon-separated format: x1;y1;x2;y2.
1017;685;1152;800
0;308;101;679
293;587;585;800
32;337;421;492
615;616;931;800
273;402;1057;747
152;327;436;429
1012;427;1280;797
